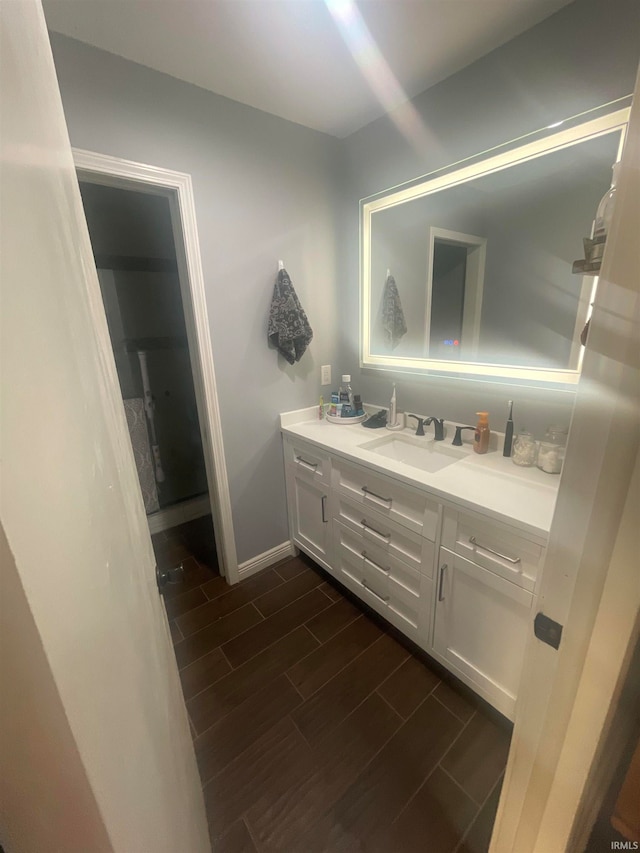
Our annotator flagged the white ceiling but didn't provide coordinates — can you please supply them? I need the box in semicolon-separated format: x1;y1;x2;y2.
43;0;573;138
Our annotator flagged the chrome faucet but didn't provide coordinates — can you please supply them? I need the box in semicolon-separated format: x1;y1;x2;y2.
426;417;445;441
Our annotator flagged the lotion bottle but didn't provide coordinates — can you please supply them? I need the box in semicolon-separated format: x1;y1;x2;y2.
474;412;490;454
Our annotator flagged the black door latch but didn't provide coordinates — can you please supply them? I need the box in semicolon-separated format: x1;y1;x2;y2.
534;612;563;650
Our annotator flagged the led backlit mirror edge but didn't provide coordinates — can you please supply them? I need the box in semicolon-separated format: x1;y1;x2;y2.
359;101;631;386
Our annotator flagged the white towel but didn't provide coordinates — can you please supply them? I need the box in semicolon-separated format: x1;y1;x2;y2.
382;272;407;349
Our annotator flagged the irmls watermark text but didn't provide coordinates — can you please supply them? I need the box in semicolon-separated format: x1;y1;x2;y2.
611;843;639;850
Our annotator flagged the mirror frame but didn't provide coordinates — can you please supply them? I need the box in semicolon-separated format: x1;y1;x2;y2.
360;106;630;385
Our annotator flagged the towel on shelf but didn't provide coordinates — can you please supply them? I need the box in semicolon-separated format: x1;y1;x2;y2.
381;272;407;349
267;268;313;364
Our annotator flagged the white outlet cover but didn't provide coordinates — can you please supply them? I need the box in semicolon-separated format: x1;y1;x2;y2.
321;365;331;385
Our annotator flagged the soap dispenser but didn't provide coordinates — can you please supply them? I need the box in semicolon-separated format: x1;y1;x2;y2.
474;412;490;454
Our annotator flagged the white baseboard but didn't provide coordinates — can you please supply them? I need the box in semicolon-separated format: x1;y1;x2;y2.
237;541;296;581
147;495;210;535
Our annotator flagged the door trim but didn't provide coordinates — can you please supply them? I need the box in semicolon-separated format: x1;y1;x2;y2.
73;148;239;583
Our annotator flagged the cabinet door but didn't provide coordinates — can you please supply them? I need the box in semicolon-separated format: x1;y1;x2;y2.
285;465;332;571
433;548;534;720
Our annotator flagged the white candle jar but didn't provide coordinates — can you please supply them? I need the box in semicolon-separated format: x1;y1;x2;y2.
512;431;538;467
537;426;568;475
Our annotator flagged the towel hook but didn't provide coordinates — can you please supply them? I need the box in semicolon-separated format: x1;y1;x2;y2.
278;259;284;271
386;268;391;278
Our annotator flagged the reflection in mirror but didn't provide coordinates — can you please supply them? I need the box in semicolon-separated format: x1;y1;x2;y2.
362;107;629;383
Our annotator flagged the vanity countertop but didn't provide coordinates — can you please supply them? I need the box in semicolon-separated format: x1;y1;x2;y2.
281;407;559;541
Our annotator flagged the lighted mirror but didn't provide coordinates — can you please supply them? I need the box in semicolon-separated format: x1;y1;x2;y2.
361;105;629;384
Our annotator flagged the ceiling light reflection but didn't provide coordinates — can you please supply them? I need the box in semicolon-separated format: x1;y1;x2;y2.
325;0;435;153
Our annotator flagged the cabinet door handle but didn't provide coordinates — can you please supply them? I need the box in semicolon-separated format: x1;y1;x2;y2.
468;535;521;564
438;563;447;601
362;485;393;507
361;551;390;574
295;455;319;472
361;519;391;542
321;495;328;523
361;580;390;603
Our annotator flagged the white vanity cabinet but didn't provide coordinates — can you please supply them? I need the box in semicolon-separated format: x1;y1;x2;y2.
283;436;437;644
281;428;550;721
432;508;545;718
284;439;333;572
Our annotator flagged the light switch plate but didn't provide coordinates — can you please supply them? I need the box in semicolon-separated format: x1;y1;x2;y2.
321;365;331;386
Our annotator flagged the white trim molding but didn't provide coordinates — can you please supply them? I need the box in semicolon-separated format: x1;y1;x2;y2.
238;541;297;581
73;148;239;583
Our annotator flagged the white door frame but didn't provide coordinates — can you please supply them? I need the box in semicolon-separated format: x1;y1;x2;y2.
74;148;239;584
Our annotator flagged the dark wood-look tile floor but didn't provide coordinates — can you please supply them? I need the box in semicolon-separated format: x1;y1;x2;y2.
154;518;510;853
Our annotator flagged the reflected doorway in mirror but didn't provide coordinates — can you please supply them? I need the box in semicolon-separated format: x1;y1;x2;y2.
425;228;486;360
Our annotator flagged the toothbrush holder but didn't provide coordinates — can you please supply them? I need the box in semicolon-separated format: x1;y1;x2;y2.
386;412;405;431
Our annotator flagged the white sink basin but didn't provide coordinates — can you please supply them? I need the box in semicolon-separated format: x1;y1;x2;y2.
360;433;465;474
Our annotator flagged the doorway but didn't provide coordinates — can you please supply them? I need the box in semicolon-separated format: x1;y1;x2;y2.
425;227;486;361
81;181;209;523
74;149;238;583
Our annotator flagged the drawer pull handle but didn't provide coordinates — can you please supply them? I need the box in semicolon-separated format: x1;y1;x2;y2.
468;535;521;564
361;551;391;574
361;520;391;542
438;563;447;601
362;486;393;507
295;455;319;472
362;580;390;603
321;495;328;523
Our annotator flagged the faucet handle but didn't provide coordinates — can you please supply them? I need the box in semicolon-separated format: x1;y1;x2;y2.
407;414;425;436
452;425;475;446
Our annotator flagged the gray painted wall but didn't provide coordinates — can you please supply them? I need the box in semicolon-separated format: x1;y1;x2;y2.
49;33;344;564
341;0;640;438
49;0;638;563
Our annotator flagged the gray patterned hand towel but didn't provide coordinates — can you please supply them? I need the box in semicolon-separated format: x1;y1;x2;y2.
268;268;313;364
123;397;160;514
382;272;407;348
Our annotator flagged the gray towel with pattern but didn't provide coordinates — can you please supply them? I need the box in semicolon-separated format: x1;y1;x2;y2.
123;397;160;514
268;268;313;364
382;273;407;349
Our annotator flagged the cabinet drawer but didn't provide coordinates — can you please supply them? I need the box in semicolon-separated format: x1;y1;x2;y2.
283;437;331;485
332;457;439;539
442;509;544;592
333;520;423;634
334;520;421;596
334;493;435;577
